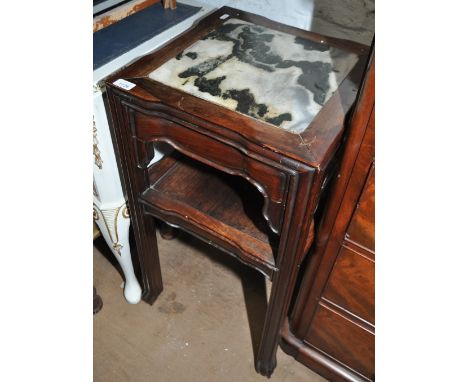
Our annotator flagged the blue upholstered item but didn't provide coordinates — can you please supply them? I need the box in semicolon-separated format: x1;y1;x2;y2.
93;2;201;70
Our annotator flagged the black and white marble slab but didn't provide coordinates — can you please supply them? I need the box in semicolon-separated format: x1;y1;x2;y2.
149;18;358;134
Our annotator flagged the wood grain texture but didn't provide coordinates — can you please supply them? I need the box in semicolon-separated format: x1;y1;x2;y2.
142;153;278;277
132;110;289;234
305;304;374;380
323;245;375;324
346;165;375;254
281;320;367;382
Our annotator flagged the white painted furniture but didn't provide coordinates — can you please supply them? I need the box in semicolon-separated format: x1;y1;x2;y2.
93;0;214;303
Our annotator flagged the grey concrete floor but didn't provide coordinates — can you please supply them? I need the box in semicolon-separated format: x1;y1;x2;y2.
94;229;327;382
310;0;374;45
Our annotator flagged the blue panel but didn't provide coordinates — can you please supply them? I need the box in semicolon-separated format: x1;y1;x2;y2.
93;2;201;70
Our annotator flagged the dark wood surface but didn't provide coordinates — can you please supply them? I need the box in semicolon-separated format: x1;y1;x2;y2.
322;245;374;324
346;166;375;254
143;152;278;277
280;47;375;381
134;112;289;234
105;7;368;377
305;303;374;379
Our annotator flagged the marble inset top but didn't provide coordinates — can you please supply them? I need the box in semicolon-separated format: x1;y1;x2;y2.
149;18;358;134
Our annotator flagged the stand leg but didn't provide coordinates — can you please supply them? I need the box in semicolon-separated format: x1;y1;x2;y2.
255;173;317;377
255;264;300;377
129;207;163;304
160;222;179;240
107;93;164;305
94;203;142;304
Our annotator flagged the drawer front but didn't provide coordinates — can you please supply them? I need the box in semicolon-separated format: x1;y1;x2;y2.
323;245;375;324
306;304;375;380
131;109;288;233
346;165;374;254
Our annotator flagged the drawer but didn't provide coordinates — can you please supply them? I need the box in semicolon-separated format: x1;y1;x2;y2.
305;303;375;380
130;109;289;233
346;165;374;254
323;245;374;324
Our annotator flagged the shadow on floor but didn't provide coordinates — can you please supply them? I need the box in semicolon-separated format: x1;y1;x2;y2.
163;229;269;363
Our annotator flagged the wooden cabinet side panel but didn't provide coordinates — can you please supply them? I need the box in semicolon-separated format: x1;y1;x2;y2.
291;109;375;334
305;304;375;380
323;245;375;324
345;157;375;254
289;55;375;335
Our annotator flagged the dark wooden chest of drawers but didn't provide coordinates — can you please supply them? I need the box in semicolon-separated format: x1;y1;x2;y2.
281;50;375;382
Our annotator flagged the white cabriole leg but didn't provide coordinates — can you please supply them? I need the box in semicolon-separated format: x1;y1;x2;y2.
93;203;142;304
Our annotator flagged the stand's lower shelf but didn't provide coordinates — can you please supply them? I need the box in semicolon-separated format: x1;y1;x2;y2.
140;153;279;277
